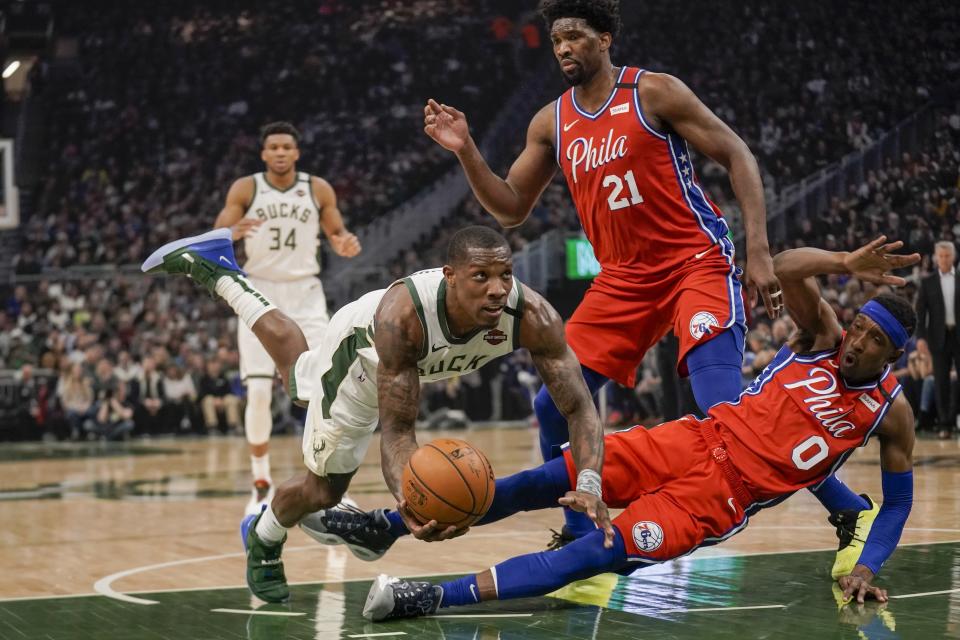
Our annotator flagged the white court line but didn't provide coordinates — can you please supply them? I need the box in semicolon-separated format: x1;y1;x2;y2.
92;530;546;605
0;536;945;608
655;604;786;613
347;633;407;638
430;613;535;618
890;588;960;599
211;608;305;616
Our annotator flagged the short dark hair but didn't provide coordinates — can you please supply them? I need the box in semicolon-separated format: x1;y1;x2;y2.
869;293;917;339
538;0;621;37
260;121;300;147
447;226;511;266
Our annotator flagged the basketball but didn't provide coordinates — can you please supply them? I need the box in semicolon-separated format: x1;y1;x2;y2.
401;438;496;530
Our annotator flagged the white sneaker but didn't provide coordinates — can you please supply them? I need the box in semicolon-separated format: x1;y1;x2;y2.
245;479;275;516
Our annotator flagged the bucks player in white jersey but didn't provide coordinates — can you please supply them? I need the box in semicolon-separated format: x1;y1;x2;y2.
141;225;609;603
214;122;361;514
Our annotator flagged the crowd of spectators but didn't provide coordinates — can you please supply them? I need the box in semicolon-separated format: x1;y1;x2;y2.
12;0;530;273
2;2;959;439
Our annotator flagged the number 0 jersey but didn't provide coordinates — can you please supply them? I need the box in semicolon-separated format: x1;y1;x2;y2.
555;67;730;281
242;171;322;282
709;343;902;500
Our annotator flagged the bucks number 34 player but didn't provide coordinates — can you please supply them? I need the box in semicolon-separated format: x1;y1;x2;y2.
215;121;361;514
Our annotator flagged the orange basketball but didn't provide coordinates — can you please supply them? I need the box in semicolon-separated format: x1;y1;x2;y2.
401;438;496;530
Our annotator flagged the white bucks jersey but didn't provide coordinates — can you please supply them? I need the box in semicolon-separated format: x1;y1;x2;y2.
400;269;525;382
243;171;321;281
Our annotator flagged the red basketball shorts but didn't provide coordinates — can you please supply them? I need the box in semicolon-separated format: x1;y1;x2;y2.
564;417;747;562
564;247;745;386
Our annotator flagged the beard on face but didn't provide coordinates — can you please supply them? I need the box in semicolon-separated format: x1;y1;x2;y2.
561;64;585;86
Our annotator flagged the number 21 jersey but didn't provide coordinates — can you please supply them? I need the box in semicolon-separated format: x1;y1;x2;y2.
243;171;321;282
556;67;729;281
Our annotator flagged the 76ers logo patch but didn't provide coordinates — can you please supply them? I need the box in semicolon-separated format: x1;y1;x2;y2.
689;311;719;341
483;329;508;345
632;521;664;552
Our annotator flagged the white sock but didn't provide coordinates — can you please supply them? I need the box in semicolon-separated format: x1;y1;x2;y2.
255;505;288;544
214;275;276;329
251;454;271;484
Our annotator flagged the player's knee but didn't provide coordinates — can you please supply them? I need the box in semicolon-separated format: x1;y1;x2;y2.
301;473;344;511
555;528;629;579
245;378;273;445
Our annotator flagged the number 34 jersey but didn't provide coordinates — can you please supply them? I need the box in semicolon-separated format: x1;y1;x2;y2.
555;66;729;281
242;171;322;282
708;343;902;501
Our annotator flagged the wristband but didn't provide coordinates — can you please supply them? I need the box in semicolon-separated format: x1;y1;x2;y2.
576;469;602;497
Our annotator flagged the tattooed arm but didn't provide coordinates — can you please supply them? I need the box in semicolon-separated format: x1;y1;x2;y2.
374;285;461;541
518;285;614;546
374;285;424;501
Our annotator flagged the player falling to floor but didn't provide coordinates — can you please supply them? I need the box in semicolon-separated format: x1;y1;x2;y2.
358;236;921;621
422;0;868;546
214;121;361;515
140;225;610;603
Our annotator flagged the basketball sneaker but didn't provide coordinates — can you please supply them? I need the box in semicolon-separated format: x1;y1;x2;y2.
140;228;245;294
299;504;396;561
546;526;578;551
363;574;442;621
245;479;275;517
829;493;880;579
241;511;289;603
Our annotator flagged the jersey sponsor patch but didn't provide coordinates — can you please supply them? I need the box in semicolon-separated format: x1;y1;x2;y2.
632;521;664;552
483;329;508;345
689;311;719;341
609;102;630;116
859;392;881;413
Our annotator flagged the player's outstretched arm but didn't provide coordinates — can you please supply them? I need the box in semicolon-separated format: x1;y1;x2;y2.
640;72;781;318
312;176;361;258
838;395;915;604
423;99;557;228
518;286;614;547
773;236;919;348
214;176;262;240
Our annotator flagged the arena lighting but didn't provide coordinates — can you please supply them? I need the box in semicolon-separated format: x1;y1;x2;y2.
2;60;20;79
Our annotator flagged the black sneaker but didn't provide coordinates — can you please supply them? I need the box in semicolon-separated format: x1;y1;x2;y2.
363;574;442;621
546;526;578;551
299;504;397;561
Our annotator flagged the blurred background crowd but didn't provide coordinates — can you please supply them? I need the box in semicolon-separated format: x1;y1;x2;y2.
0;0;958;442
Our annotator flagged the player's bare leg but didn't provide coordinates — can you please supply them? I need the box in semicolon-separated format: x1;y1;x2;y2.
142;228;356;601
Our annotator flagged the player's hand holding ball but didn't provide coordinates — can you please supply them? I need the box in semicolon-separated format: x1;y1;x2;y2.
399;438;495;542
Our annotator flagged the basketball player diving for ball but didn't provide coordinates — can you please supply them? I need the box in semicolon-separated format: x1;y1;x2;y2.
421;0;875;549
214;121;361;515
353;236;920;621
140;225;610;603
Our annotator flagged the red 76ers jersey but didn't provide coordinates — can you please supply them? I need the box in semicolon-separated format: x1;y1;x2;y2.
556;67;729;281
709;344;902;500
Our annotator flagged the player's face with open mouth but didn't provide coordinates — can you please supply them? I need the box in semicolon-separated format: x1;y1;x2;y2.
457;249;513;328
261;134;299;175
839;314;897;381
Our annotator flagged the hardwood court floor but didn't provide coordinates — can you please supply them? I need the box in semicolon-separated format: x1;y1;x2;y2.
1;426;959;638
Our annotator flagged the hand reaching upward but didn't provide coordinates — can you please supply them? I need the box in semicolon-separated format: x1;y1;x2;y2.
423;99;470;153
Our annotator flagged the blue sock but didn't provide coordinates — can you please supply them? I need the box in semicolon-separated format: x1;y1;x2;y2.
809;475;870;512
438;574;480;608
384;457;571;539
491;528;628;601
385;509;407;538
534;366;607;537
686;326;745;413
